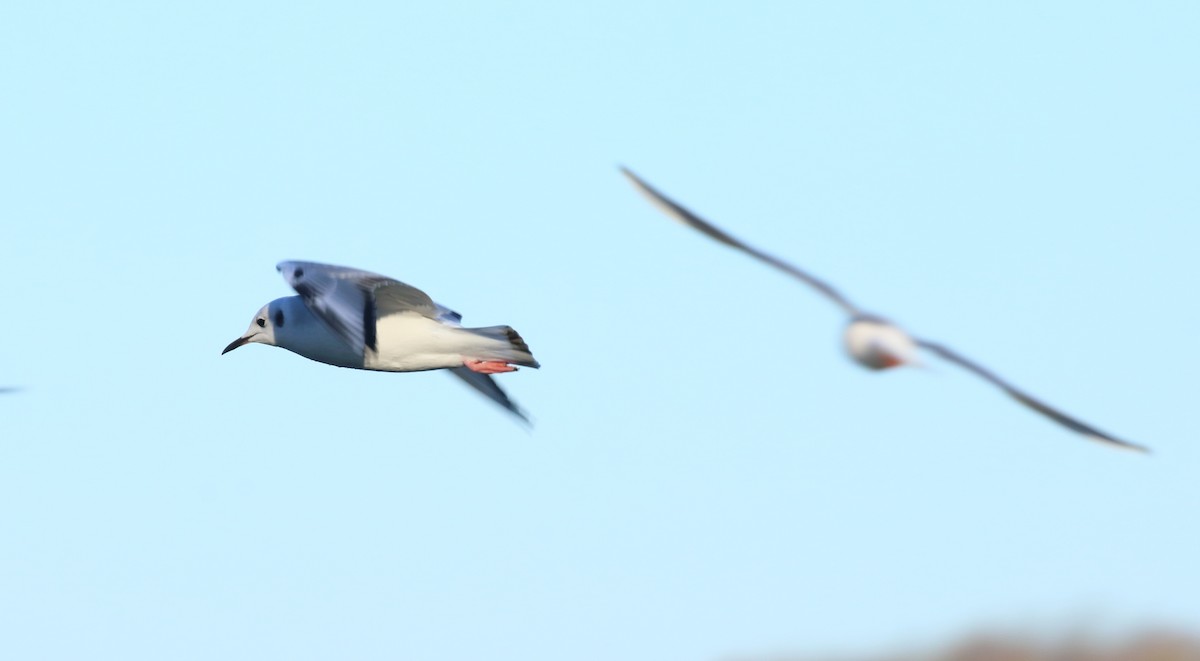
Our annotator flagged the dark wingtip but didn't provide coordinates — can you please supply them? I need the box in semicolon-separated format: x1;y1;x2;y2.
619;165;646;188
504;327;539;368
1098;436;1152;455
504;327;531;353
511;407;534;427
494;392;534;427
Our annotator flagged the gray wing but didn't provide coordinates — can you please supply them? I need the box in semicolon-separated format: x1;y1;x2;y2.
916;339;1149;453
448;367;531;424
277;260;445;352
621;167;861;316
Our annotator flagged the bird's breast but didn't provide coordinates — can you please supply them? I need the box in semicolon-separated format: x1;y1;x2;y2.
844;319;917;370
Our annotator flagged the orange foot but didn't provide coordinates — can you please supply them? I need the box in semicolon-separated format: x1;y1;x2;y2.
463;359;517;374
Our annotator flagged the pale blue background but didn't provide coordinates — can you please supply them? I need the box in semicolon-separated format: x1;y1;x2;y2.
2;2;1197;660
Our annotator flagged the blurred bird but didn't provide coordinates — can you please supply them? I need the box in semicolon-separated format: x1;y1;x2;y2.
622;167;1147;453
223;261;539;422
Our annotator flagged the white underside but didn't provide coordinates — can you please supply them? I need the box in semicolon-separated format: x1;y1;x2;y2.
364;312;498;372
844;319;918;368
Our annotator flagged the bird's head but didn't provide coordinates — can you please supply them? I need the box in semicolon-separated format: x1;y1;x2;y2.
222;300;287;354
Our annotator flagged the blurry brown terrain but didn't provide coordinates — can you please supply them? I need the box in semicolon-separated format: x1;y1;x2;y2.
736;631;1200;661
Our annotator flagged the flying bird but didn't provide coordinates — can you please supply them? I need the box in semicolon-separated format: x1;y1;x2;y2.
622;167;1147;453
223;261;539;422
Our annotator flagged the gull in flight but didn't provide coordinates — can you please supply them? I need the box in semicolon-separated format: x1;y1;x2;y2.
223;261;539;422
622;167;1147;453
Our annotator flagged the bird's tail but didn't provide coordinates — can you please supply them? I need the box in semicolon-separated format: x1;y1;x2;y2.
464;325;540;368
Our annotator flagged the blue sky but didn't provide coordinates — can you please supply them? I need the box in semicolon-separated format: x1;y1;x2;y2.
2;2;1197;660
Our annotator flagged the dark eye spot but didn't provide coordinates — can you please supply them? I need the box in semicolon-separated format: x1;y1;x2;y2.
293;267;304;279
274;310;284;327
256;318;266;328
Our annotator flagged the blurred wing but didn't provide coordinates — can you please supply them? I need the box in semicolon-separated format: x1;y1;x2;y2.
277;260;442;352
433;303;464;325
916;339;1149;453
448;367;531;424
621;167;860;316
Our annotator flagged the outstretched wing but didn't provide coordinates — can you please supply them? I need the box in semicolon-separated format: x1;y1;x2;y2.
447;367;531;424
621;167;861;316
277;260;443;352
916;339;1149;453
